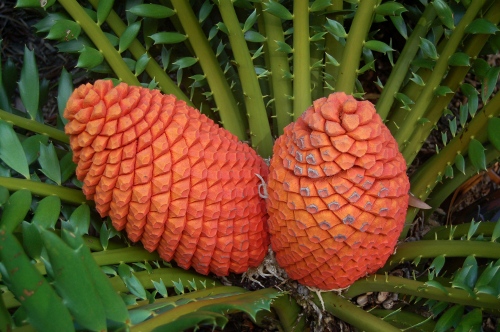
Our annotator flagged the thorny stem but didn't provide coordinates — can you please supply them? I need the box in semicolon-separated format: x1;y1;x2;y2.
401;0;500;161
384;240;500;268
217;0;273;157
170;0;246;140
57;0;141;86
422;220;497;241
260;0;293;135
0;108;69;144
314;292;401;332
0;176;86;205
86;0;191;104
392;0;486;152
334;0;380;95
344;275;500;311
376;5;437;120
272;294;306;332
310;13;326;102
323;0;344;94
292;0;312;120
130;288;277;331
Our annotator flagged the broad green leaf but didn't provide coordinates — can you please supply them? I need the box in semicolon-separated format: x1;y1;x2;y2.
263;0;293;20
432;0;454;30
243;9;258;32
324;18;347;38
472;58;490;79
60;151;76;183
127;4;175;19
152;278;168;297
19;46;39;120
310;0;332;12
409;72;425;86
475;262;499;290
118;263;148;300
459;103;468;126
31;195;61;229
434;85;454;96
455;309;482;332
22;134;49;165
364;40;393;54
445;164;453;178
46;19;81;41
466;219;480;240
135;53;150;76
77;46;104;69
61;227;130;323
0;121;30;179
32;12;68;32
39;142;62;185
41;229;107;331
424;280;448;293
57;68;73;125
448;52;470;66
453;256;478;289
198;1;214;23
119;21;141;52
395;93;414;110
149;32;187;45
100;221;110;250
0;186;9;206
430;255;446;276
173;57;198;69
68;204;90;236
468;138;487;171
245;30;266;43
481;66;500;103
276;40;293;54
429;301;449;316
492;222;500;242
375;2;407;16
0;230;74;331
97;0;114;25
460;83;478;117
465;18;499;35
0;189;31;233
129;309;153;325
435;305;464;332
21;221;43;259
449;117;457;137
390;15;408;39
152;311;228;332
419;38;438;60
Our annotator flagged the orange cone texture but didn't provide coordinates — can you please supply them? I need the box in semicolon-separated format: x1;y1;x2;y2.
266;92;410;290
64;80;269;276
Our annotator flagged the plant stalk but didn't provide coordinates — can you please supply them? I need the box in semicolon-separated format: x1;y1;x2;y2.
344;274;500;310
260;0;293;135
0;176;86;205
314;292;401;332
170;0;246;140
323;0;344;94
376;5;436;120
0;108;69;144
292;0;311;119
217;0;273;157
334;0;380;95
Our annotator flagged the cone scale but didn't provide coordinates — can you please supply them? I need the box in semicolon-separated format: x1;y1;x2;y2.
266;92;410;290
64;80;269;276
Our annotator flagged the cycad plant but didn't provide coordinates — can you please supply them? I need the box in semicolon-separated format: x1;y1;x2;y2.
1;0;500;331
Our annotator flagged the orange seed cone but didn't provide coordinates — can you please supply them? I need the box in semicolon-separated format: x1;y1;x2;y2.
64;80;269;276
266;92;410;290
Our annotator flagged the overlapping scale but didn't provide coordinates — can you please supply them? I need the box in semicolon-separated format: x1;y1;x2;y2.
266;92;410;290
64;80;269;276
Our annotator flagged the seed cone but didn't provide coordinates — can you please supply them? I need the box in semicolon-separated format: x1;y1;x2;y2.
64;80;269;276
267;92;410;290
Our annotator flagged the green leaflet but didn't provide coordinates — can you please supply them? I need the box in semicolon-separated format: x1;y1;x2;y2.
0;120;30;179
0;229;74;331
0;189;32;233
468;138;487;171
40;228;108;331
